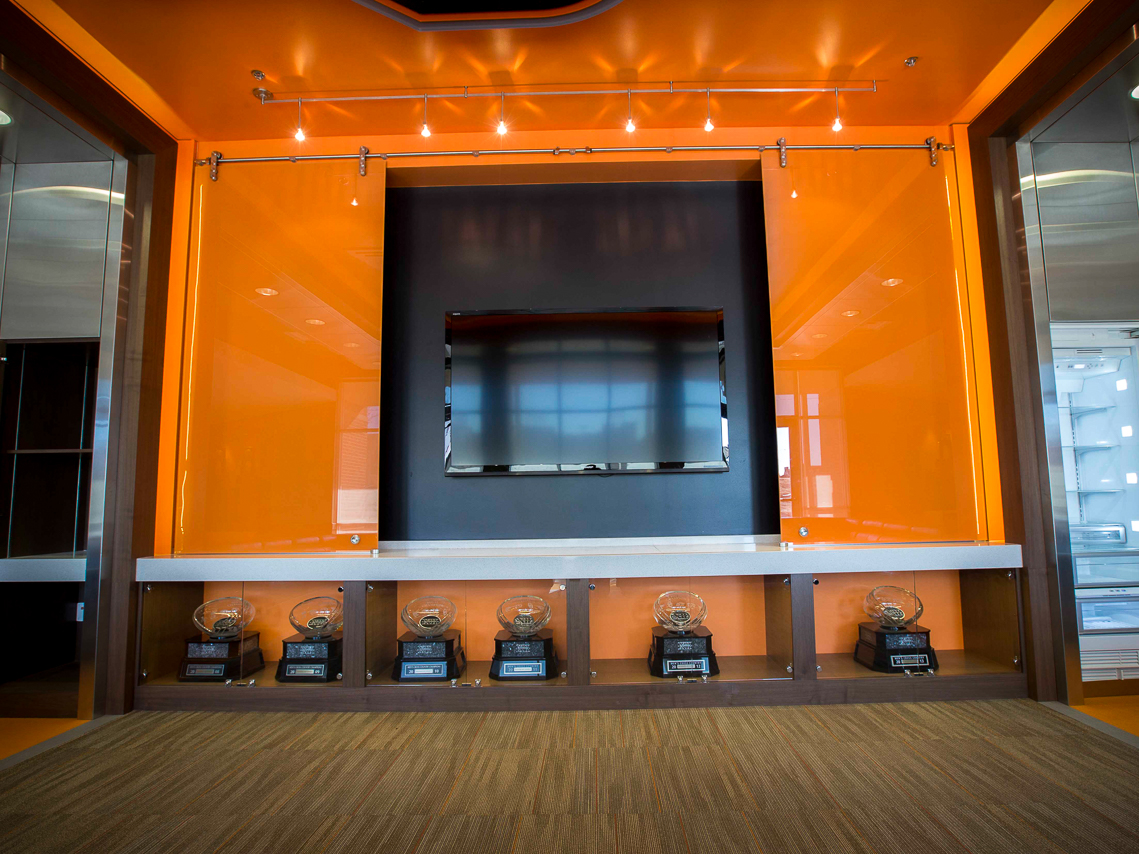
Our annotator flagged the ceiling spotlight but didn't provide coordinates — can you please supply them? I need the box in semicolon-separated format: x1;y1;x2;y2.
881;277;903;287
497;93;508;136
251;69;266;80
904;56;919;67
293;98;306;141
1131;84;1139;100
704;118;715;132
831;87;843;132
625;89;635;133
421;94;431;137
305;318;326;326
791;190;798;199
254;287;279;296
841;310;860;317
351;197;358;207
704;88;714;132
0;110;11;126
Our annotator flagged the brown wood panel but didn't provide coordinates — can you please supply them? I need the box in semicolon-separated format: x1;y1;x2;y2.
137;581;202;685
763;575;792;670
960;567;1022;672
365;581;398;681
789;574;817;681
341;581;367;688
566;579;591;686
132;670;1026;712
1081;679;1139;698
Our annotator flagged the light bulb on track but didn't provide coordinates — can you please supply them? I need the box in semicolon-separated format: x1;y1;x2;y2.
421;124;431;138
421;94;431;138
704;118;714;132
625;89;635;133
831;116;843;132
497;121;508;136
294;99;306;141
704;89;714;132
351;197;358;206
791;190;798;199
496;93;508;136
625;118;636;133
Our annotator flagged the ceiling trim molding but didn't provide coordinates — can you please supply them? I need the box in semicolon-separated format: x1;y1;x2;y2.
349;0;624;32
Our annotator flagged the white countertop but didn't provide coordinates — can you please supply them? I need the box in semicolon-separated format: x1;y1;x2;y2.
136;536;1022;582
0;557;87;583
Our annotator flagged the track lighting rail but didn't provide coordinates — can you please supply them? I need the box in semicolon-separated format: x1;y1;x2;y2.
195;138;954;180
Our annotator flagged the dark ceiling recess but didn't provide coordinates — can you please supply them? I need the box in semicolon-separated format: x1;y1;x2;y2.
351;0;623;31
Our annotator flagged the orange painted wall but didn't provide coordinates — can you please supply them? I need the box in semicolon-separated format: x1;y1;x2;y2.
589;575;768;659
813;570;964;654
395;580;568;664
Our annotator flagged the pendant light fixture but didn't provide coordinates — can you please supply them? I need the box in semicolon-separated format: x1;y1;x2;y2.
421;94;431;137
625;90;636;133
497;93;508;136
831;87;843;132
704;88;714;132
294;99;306;141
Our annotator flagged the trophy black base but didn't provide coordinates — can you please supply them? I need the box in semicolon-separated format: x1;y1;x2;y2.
179;630;266;682
648;625;719;677
392;629;465;681
489;628;559;680
275;632;343;683
854;622;939;673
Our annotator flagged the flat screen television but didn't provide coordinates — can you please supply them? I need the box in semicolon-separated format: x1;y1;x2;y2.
445;307;728;475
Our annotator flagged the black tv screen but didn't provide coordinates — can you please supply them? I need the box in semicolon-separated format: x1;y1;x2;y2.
445;308;727;475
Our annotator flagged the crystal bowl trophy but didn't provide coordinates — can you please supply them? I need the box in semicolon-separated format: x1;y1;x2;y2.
275;597;344;683
853;585;939;673
179;597;265;682
648;590;719;677
489;595;559;680
392;596;465;681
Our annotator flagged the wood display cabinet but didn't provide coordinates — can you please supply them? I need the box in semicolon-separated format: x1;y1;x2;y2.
134;564;1026;711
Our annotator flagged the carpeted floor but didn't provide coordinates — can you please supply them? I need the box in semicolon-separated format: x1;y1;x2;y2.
0;699;1137;853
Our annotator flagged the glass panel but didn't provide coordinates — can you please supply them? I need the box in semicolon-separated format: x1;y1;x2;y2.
762;150;982;544
175;160;384;553
369;579;566;687
589;574;788;683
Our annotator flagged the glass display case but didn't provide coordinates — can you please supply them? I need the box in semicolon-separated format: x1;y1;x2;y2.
365;579;568;687
139;581;346;687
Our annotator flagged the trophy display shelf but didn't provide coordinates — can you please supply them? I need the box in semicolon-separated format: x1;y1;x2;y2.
179;597;265;682
275;597;344;683
647;590;720;678
853;585;939;674
489;595;559;681
392;596;466;682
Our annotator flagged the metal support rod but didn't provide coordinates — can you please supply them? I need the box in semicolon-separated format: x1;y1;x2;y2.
194;140;943;174
254;81;879;106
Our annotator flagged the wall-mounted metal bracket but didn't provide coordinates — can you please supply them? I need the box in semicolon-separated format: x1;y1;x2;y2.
359;146;369;176
252;87;273;103
209;151;221;181
926;137;938;167
778;137;787;167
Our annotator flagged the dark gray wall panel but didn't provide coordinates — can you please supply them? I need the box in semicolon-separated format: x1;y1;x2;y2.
380;180;778;539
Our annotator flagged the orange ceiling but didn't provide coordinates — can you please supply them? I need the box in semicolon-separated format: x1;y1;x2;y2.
52;0;1052;140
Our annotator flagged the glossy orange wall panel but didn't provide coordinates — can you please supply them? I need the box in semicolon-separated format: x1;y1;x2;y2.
813;570;963;655
396;581;568;664
174;160;385;553
763;150;983;544
589;576;767;659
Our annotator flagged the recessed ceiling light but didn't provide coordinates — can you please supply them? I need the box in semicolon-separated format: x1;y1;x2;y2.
904;56;919;67
881;278;903;287
812;333;828;339
305;318;326;326
0;110;11;126
841;310;860;317
254;287;278;296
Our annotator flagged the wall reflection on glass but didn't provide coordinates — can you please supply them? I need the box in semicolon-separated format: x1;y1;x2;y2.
175;161;383;553
763;150;982;543
447;309;725;473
